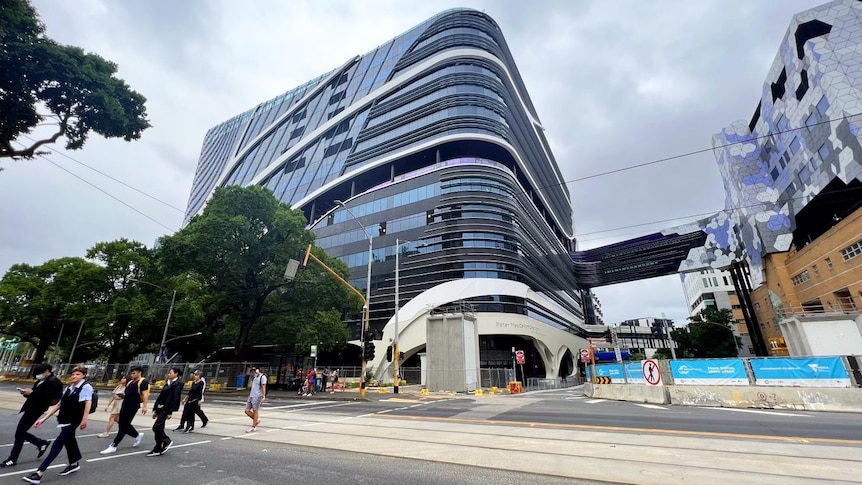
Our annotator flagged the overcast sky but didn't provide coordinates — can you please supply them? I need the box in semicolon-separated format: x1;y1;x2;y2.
1;0;827;326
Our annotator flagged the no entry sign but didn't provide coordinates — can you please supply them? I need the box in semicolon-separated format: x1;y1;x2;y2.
515;350;525;365
642;359;662;386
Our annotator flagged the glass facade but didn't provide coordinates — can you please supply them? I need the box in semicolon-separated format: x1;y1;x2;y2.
184;8;585;338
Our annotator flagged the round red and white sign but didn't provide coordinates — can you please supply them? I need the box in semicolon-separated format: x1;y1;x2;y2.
642;359;662;386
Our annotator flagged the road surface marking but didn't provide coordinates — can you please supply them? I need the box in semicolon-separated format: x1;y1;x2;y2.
585;399;604;404
634;404;666;410
711;408;811;417
373;414;862;445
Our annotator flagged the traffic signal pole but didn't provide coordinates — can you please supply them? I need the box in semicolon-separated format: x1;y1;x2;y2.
303;244;369;398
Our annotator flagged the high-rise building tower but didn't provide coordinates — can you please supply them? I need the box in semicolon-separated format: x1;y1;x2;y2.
185;9;586;378
681;269;754;356
711;0;862;355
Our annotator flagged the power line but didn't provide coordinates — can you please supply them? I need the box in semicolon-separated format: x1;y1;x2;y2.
21;134;186;213
558;112;862;187
39;155;177;233
573;185;862;242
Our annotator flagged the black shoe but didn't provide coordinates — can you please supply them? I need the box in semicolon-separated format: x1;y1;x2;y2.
58;464;79;476
173;425;184;431
200;419;208;428
160;440;173;455
183;427;193;434
22;472;41;484
146;450;161;457
0;459;15;468
37;441;50;458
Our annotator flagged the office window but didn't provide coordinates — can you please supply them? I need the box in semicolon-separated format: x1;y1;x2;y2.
805;112;818;131
841;240;862;261
770;167;780;181
818;143;830;162
789;137;801;155
825;257;833;270
792;271;810;286
816;95;829;117
812;265;820;277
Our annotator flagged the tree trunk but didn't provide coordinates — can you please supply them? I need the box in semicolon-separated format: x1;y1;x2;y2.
33;340;51;366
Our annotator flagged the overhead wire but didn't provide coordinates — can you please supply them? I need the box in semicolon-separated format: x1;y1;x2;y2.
11;110;860;242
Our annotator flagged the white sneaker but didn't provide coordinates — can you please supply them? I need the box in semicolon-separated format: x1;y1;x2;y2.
133;433;144;447
100;445;117;455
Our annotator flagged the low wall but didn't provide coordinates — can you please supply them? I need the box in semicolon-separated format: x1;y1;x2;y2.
667;385;862;413
584;383;670;404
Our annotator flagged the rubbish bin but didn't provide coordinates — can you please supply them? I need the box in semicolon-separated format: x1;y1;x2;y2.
236;375;247;389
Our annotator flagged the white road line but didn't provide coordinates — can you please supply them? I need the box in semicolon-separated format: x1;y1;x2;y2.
711;408;811;417
87;440;211;462
584;399;604;404
634;404;667;410
0;431;108;448
377;409;393;414
0;463;65;478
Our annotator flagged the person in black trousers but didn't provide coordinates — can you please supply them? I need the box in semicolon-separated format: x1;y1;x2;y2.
101;366;149;454
1;363;62;469
147;367;183;457
22;365;93;484
176;370;208;433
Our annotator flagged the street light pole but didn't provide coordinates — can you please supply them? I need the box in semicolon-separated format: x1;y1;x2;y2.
334;200;373;398
159;290;177;364
130;278;178;364
394;239;402;394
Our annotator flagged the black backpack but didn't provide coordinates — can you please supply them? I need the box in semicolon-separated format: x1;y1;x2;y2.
84;381;98;413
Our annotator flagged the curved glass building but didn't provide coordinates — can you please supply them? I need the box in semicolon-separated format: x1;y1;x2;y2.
185;9;587;378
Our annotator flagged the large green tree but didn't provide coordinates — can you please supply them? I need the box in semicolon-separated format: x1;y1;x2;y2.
0;257;103;363
0;0;150;162
159;186;357;360
672;307;742;358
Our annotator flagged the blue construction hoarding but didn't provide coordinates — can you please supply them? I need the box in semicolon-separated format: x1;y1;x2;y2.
749;357;851;387
669;359;749;386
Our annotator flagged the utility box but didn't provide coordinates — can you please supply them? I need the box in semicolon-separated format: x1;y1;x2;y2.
426;312;480;392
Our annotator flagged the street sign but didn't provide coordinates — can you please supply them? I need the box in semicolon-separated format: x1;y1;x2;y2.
579;349;590;363
515;350;525;365
310;345;318;358
642;359;662;386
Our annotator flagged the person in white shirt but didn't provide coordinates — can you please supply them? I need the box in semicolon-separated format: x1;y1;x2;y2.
23;365;93;484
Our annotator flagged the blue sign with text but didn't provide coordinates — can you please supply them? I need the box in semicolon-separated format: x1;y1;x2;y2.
749;356;850;387
587;363;645;384
670;359;749;386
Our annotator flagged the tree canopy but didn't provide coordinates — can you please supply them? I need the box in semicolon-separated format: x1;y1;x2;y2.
0;0;150;162
159;185;359;359
671;307;742;358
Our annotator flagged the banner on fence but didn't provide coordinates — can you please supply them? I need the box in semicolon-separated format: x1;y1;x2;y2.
669;359;749;386
749;356;851;387
586;362;645;384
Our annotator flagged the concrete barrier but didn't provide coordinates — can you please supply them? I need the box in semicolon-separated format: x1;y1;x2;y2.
667;385;862;413
584;383;670;404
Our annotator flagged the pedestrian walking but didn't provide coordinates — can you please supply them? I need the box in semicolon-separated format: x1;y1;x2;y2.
147;367;183;457
22;365;93;484
1;363;62;469
98;376;127;438
176;370;207;433
305;368;314;396
330;369;339;392
100;366;148;455
321;367;329;392
243;367;266;432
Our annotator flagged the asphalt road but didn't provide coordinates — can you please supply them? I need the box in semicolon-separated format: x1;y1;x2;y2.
272;386;862;442
0;413;600;485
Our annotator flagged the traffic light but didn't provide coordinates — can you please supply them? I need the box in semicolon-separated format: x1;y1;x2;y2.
363;331;376;361
386;345;393;362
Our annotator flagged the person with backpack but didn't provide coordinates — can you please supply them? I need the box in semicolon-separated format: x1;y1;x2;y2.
1;363;62;469
100;366;148;455
243;367;266;432
22;365;94;484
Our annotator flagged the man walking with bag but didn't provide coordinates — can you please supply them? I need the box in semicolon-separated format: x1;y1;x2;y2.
1;363;62;469
243;367;266;433
100;366;148;454
147;367;184;456
22;365;93;484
